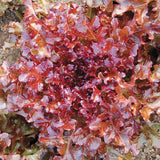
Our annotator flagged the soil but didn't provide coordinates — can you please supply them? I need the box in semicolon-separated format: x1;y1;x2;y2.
0;1;160;159
0;9;21;65
136;141;160;160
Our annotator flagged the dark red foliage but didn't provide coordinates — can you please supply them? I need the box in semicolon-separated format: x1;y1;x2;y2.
0;0;160;159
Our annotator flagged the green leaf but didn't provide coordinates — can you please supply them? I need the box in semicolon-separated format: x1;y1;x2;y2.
23;149;45;160
107;146;135;160
149;133;160;148
143;122;160;148
23;147;39;156
0;1;8;16
148;123;160;148
137;133;147;149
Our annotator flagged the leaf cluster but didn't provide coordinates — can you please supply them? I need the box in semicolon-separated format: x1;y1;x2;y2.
0;0;160;159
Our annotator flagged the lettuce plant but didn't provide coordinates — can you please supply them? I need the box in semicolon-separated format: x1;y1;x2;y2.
0;0;160;159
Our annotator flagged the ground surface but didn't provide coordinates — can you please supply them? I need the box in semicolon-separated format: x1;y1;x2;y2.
0;9;20;65
0;1;160;159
